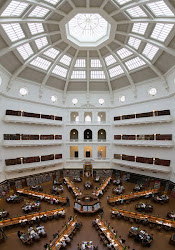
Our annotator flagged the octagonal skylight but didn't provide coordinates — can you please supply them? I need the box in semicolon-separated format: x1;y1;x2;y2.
66;13;111;47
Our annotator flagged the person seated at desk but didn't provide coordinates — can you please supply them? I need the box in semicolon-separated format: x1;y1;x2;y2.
167;211;175;219
0;210;9;219
36;225;46;237
74;177;82;182
94;176;100;182
133;184;144;192
113;179;121;186
53;179;62;185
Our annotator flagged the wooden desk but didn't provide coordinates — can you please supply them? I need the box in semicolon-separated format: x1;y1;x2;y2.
93;177;111;197
17;188;66;204
64;177;82;196
111;208;175;230
50;216;79;250
95;218;124;250
108;189;158;204
0;208;65;228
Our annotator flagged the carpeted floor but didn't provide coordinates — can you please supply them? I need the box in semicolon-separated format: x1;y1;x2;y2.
0;177;175;250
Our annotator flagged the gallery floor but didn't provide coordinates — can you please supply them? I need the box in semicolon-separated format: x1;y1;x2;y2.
0;176;175;250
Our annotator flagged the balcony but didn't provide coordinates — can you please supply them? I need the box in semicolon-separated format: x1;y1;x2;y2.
66;158;110;162
113;159;171;174
67;121;111;126
113;140;174;148
67;140;110;144
113;115;172;126
5;159;63;172
3;115;63;126
3;140;63;147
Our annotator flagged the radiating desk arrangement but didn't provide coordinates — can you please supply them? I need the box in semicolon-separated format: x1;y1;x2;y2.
108;189;159;205
17;188;66;204
0;208;65;228
94;218;124;250
64;177;82;197
74;195;101;214
92;177;111;197
111;208;175;231
49;216;81;250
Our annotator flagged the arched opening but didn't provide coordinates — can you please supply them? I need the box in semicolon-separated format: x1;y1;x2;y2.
70;129;78;141
84;129;92;140
84;112;92;122
98;129;106;141
97;112;106;122
70;112;79;122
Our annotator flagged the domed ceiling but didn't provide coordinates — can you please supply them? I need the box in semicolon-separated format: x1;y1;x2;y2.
0;0;175;94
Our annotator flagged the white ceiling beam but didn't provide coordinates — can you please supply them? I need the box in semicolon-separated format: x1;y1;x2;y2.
7;39;62;90
97;50;113;96
106;45;136;95
87;50;90;100
0;18;60;25
64;49;79;94
24;0;66;16
100;0;109;9
114;39;168;88
0;31;60;57
110;0;161;17
42;45;70;86
116;18;175;24
67;0;76;9
86;0;90;8
116;31;175;56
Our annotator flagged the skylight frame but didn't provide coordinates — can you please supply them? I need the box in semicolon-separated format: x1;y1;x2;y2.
52;65;68;78
17;43;34;60
59;55;72;66
105;55;117;66
30;56;51;71
1;23;25;42
90;71;106;79
109;65;124;78
74;59;86;68
29;6;50;18
44;0;60;5
132;23;148;35
71;71;86;79
43;48;60;59
151;23;174;42
128;37;141;50
35;37;48;49
116;48;133;59
1;1;29;17
28;23;44;35
90;59;102;68
114;0;132;5
125;56;146;70
126;6;147;18
142;43;159;60
146;1;174;17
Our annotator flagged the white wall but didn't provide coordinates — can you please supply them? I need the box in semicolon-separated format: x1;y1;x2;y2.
0;65;175;182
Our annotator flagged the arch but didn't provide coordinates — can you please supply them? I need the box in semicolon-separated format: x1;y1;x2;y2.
70;129;78;140
85;115;91;122
98;129;106;141
84;129;92;140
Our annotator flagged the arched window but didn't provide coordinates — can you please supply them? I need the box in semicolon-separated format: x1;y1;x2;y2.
97;116;101;122
70;129;78;140
84;129;92;140
85;115;91;122
98;129;106;141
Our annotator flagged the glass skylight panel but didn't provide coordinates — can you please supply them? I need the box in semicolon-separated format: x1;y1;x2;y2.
35;37;48;49
30;56;51;70
147;1;174;17
114;0;132;5
151;23;174;42
132;23;148;35
91;59;102;68
1;1;28;17
126;6;147;17
28;23;44;35
59;55;72;66
142;43;159;60
125;57;146;70
52;65;68;78
29;6;49;18
128;37;141;49
74;59;86;68
117;48;133;59
71;71;86;79
43;48;59;59
17;43;34;60
91;71;106;79
109;65;124;78
105;55;117;66
1;23;25;42
44;0;60;5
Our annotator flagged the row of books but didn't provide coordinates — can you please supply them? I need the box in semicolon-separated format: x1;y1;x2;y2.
114;134;172;141
114;109;170;121
4;134;62;140
114;154;170;166
5;154;62;166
